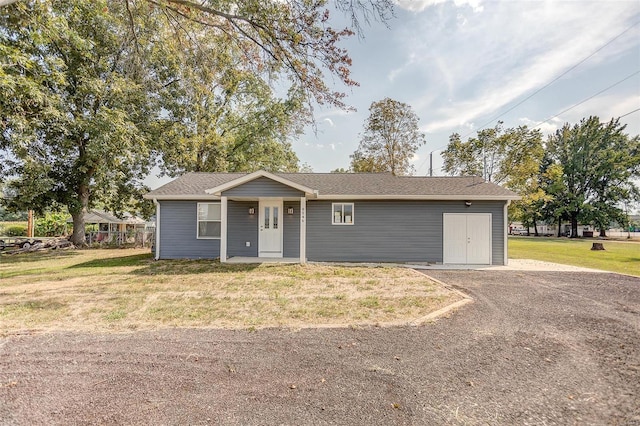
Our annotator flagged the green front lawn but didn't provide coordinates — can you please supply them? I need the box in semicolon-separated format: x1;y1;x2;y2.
509;237;640;276
0;249;460;334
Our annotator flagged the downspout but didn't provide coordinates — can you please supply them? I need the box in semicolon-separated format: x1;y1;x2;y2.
504;200;510;266
154;198;160;260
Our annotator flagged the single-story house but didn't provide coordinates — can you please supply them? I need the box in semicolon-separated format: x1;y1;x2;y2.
144;170;519;265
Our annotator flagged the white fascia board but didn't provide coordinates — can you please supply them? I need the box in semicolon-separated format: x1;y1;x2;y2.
203;170;316;196
314;194;521;201
143;194;222;201
145;194;519;201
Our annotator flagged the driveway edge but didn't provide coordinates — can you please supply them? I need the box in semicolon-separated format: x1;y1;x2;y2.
410;272;473;326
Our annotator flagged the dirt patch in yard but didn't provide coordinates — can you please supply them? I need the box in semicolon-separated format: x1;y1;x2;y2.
0;249;462;333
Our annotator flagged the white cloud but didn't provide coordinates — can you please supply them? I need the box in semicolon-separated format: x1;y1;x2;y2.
553;93;640;136
515;91;639;138
396;0;484;13
316;109;351;119
408;1;640;134
558;93;639;124
297;0;639;174
518;117;563;137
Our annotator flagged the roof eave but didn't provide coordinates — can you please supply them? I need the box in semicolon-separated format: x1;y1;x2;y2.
146;194;520;201
143;194;222;201
204;170;317;196
314;194;520;201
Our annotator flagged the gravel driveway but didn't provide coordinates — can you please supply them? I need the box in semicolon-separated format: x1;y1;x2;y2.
1;271;638;425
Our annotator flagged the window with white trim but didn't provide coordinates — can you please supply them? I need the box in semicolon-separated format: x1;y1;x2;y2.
197;202;221;238
332;203;354;225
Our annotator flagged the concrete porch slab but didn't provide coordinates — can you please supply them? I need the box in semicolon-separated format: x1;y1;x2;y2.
226;257;301;264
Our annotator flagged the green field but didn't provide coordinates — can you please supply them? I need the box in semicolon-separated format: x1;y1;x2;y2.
509;237;640;276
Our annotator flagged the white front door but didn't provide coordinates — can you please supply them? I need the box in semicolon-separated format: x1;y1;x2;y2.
259;200;283;257
443;213;492;264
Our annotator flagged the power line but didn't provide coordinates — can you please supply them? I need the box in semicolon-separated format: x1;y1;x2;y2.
532;69;640;129
418;20;640;175
461;20;640;138
419;70;640;175
619;107;640;119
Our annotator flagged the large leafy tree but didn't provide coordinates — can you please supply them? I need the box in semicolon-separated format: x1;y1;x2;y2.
543;116;640;238
350;98;425;175
443;123;544;231
147;0;393;112
147;0;390;177
443;122;543;185
1;0;394;245
0;1;165;244
155;27;304;175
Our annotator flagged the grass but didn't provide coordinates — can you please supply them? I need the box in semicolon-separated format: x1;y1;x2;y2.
509;237;640;276
0;249;460;334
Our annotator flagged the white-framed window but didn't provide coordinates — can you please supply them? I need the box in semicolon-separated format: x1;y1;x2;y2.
332;202;354;225
197;202;221;239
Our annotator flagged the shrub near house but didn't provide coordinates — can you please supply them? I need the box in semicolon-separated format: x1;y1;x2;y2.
2;223;27;237
35;212;69;237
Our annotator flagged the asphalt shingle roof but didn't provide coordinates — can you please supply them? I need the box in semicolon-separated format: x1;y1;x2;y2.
146;172;518;199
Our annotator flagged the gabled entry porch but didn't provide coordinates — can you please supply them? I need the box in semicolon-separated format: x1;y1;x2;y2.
220;196;307;264
203;171;315;265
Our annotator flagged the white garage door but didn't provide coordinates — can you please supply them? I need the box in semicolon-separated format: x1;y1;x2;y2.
443;213;492;265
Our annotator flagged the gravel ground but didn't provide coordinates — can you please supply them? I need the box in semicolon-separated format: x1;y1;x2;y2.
1;271;639;425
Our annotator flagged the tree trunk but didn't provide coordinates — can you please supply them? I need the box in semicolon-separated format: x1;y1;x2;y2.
557;218;563;237
533;218;539;237
70;210;85;246
599;228;607;237
570;215;578;238
70;183;90;246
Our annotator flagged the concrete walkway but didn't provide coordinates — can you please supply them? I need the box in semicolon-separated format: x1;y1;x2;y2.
490;258;608;272
410;258;607;273
313;259;608;273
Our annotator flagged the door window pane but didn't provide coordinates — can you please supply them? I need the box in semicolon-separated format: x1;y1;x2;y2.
264;207;270;229
273;207;278;229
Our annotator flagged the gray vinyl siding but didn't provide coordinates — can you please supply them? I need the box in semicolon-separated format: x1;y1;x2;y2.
158;201;220;259
227;201;258;257
306;200;506;264
283;201;300;258
222;177;304;198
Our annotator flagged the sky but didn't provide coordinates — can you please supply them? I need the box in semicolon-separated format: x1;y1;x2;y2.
295;0;640;173
147;0;640;189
